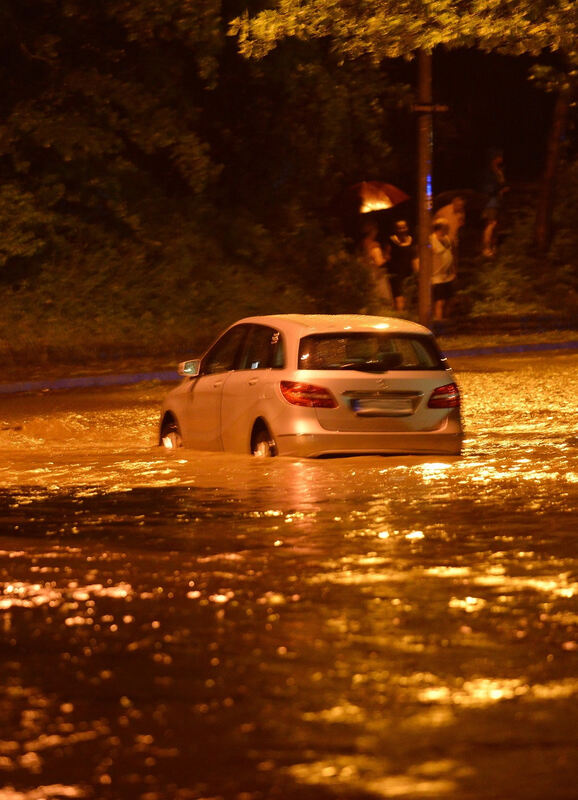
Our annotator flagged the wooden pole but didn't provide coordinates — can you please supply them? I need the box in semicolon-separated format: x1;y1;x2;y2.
417;49;433;327
535;86;570;252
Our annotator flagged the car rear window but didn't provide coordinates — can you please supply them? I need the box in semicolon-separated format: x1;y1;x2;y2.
298;333;444;371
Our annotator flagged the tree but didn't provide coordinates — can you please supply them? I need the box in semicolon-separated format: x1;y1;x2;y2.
531;52;578;251
0;0;222;276
231;1;577;61
230;0;578;322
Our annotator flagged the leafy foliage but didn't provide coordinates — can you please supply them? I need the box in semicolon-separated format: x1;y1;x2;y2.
231;0;578;61
0;0;577;364
0;184;57;266
0;0;225;299
458;165;578;317
0;0;409;364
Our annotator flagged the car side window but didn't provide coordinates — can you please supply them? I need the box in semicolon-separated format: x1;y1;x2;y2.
238;326;284;370
202;325;248;375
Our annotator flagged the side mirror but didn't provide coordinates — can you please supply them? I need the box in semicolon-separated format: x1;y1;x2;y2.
178;358;201;377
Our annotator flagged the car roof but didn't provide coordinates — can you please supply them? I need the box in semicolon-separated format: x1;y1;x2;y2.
235;314;432;336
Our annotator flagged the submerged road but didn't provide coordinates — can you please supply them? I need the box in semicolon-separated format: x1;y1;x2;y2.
0;350;577;800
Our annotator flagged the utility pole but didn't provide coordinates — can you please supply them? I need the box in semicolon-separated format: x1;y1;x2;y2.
416;49;433;327
413;51;448;327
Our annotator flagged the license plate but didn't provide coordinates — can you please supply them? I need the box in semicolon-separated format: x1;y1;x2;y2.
352;397;413;416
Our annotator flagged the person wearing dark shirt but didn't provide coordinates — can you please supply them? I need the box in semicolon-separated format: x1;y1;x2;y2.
385;220;418;311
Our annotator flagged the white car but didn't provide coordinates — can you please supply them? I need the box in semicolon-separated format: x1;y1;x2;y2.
159;314;463;457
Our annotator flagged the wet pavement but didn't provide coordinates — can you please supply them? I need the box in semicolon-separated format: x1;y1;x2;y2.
0;351;577;800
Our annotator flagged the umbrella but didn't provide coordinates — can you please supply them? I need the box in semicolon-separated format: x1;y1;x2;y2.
351;181;410;214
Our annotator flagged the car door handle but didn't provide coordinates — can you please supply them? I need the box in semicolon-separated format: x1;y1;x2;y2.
213;380;223;388
248;378;259;386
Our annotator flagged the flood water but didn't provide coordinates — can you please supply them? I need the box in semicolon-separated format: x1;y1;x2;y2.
0;352;577;800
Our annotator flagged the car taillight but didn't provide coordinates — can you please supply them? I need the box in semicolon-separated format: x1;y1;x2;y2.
428;382;461;408
280;380;338;408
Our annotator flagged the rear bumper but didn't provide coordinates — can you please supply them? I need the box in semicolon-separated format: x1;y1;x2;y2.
276;430;464;458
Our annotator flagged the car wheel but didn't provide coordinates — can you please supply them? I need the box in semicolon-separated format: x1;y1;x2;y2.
161;419;182;449
251;426;277;457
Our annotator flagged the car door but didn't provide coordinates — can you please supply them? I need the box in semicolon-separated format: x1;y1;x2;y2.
220;325;284;452
183;325;249;450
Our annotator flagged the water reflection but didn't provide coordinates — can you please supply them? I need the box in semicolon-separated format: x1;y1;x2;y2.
0;355;577;798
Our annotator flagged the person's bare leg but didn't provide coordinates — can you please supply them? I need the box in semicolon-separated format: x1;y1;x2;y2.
433;299;444;321
482;220;497;256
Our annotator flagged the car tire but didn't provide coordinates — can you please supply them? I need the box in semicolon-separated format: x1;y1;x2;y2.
251;426;277;457
161;419;182;449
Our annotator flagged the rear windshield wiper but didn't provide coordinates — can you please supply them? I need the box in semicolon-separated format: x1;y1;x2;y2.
339;357;401;372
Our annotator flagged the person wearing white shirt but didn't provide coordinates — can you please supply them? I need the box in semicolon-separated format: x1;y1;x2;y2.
430;217;456;321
